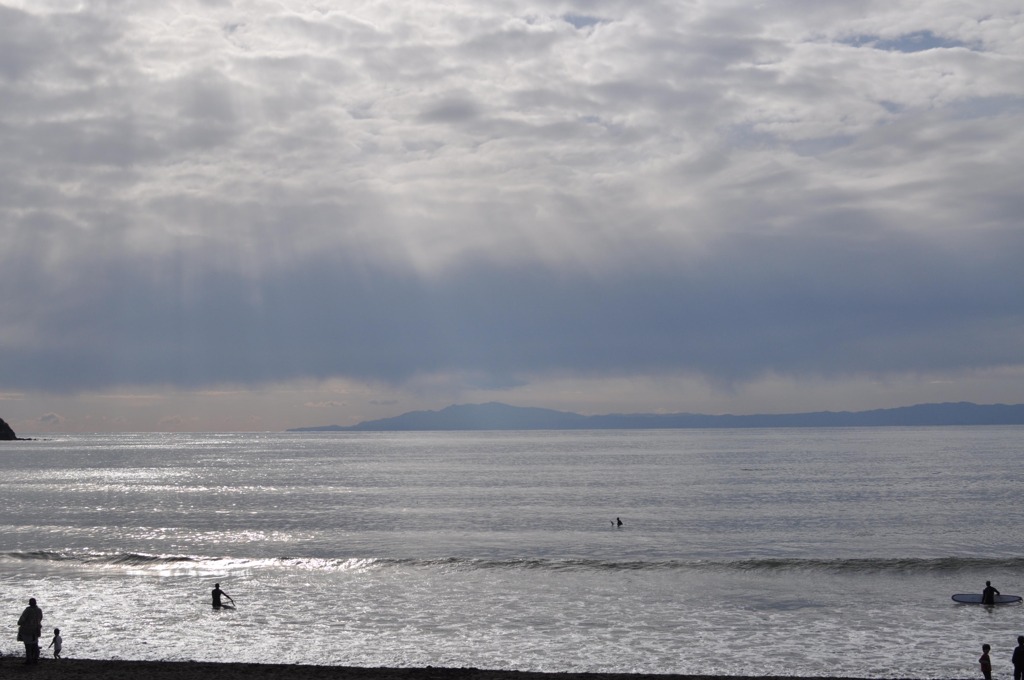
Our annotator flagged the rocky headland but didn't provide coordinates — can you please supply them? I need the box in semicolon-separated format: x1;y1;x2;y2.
1;416;22;440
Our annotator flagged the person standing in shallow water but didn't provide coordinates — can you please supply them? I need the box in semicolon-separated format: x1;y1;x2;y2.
980;643;992;680
212;583;234;609
982;581;1000;605
48;628;62;659
17;597;43;664
1012;636;1024;680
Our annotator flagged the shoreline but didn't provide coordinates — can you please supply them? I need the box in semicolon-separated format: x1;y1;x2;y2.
0;657;929;680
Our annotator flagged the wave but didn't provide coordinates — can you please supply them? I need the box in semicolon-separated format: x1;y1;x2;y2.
0;551;199;566
3;551;1023;575
422;556;1024;574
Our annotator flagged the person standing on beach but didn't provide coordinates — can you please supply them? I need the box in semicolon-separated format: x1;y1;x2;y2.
1012;636;1024;680
980;643;992;680
212;583;234;610
48;628;62;658
17;597;43;664
982;581;1000;605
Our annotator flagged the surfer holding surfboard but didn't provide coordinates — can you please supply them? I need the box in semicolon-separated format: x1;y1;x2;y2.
952;581;1022;605
212;583;235;610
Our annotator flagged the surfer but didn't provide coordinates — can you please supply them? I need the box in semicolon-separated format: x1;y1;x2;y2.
982;581;1001;605
617;517;623;527
211;583;234;610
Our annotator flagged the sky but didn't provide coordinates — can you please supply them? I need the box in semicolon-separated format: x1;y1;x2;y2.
1;0;1023;433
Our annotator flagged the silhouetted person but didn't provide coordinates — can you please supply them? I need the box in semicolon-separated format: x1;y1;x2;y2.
616;517;623;527
1012;636;1024;680
212;583;234;609
48;628;62;659
17;597;43;664
982;581;1000;605
980;643;992;680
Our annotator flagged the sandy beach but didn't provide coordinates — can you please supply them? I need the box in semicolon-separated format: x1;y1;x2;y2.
0;657;899;680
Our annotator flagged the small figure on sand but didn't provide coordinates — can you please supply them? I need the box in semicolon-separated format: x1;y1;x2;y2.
17;597;43;664
48;628;62;659
980;643;992;680
212;583;234;610
1012;636;1024;680
982;581;1001;605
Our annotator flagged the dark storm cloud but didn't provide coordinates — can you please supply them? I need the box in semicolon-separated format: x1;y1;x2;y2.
2;221;1021;393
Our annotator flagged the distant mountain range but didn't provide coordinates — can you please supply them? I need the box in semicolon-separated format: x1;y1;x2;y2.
288;401;1024;431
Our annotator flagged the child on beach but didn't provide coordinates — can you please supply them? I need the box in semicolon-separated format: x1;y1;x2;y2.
980;643;991;680
48;628;62;659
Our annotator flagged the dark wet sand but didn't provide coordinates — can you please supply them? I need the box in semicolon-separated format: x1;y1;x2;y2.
0;657;919;680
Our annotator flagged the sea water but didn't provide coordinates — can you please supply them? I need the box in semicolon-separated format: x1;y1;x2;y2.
1;427;1022;677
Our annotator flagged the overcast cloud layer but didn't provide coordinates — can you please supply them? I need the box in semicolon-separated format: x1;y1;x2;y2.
1;1;1023;430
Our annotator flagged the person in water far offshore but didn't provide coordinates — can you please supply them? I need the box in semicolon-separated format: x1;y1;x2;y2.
211;583;234;609
982;581;1000;605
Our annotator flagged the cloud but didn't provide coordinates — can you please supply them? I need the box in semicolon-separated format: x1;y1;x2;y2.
843;30;976;53
0;1;1022;405
158;415;185;430
305;401;347;409
38;412;64;426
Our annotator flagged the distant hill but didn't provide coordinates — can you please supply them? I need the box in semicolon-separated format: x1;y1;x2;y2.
288;401;1024;432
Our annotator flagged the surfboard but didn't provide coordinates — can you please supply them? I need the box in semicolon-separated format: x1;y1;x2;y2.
952;593;1023;604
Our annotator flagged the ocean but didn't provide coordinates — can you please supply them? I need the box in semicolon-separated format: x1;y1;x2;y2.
1;427;1022;677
